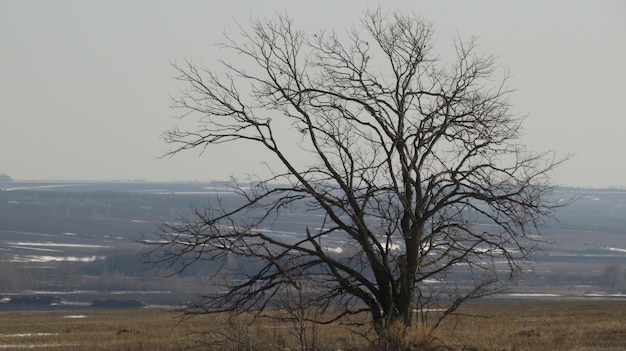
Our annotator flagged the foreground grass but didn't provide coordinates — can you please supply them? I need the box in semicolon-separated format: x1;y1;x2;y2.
0;300;624;350
0;309;197;350
438;300;626;351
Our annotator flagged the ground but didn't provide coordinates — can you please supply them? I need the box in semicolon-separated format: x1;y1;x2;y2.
0;299;624;350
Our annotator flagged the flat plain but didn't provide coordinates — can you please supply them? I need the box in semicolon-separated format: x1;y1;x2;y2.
0;299;624;350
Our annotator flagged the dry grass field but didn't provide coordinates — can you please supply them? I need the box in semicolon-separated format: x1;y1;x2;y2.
0;299;624;350
436;300;626;351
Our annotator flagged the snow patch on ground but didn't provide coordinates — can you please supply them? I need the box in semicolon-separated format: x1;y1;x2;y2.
9;255;106;263
0;333;58;338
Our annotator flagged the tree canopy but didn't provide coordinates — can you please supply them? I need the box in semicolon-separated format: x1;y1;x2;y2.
149;10;565;333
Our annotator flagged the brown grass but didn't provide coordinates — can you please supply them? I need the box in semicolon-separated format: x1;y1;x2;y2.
437;300;626;351
0;300;624;350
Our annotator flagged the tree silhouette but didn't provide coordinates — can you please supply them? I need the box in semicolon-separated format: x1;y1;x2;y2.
149;10;565;333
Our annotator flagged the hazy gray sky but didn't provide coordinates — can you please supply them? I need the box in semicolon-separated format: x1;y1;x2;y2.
1;1;625;187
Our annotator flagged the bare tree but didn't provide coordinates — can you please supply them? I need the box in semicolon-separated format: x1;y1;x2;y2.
149;10;565;334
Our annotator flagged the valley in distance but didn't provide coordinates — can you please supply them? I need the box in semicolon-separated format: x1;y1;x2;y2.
1;179;625;309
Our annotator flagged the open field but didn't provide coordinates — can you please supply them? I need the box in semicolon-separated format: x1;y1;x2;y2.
0;299;624;350
438;299;626;351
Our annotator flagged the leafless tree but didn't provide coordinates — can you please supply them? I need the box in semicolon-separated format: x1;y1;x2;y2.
148;10;565;334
